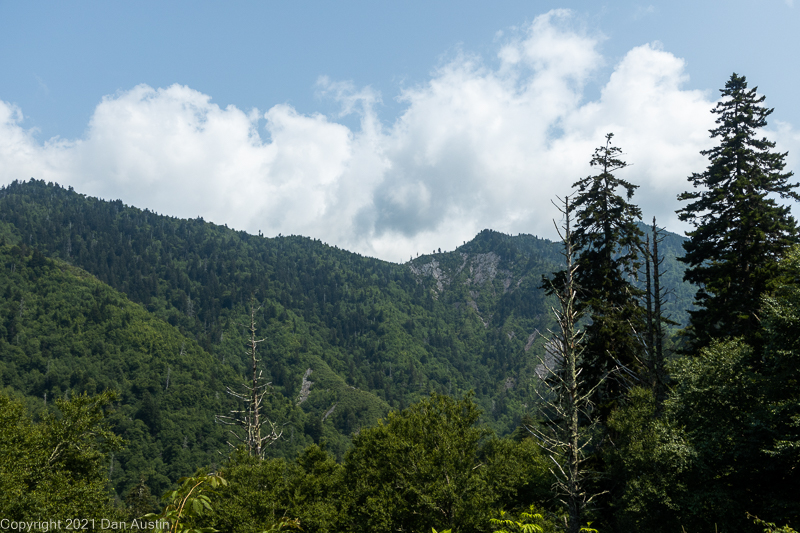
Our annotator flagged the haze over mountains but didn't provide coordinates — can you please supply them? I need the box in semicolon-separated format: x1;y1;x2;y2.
0;178;691;498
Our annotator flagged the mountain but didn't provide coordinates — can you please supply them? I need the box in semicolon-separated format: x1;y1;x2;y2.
0;179;694;499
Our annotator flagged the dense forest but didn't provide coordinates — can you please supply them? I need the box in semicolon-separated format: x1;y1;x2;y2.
1;73;798;532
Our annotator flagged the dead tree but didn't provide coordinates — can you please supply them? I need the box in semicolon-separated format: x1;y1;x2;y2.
639;217;672;418
532;196;605;533
216;303;282;458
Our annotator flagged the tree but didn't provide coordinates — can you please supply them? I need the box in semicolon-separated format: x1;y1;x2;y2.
216;303;282;458
534;196;604;533
755;245;800;523
208;446;342;533
0;390;124;522
605;247;800;532
677;73;799;350
640;218;672;417
145;470;228;533
567;133;644;411
342;393;493;533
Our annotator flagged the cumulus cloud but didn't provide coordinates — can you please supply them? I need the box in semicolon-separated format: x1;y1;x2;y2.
1;9;795;262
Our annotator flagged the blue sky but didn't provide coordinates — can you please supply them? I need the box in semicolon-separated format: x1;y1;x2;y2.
1;1;799;261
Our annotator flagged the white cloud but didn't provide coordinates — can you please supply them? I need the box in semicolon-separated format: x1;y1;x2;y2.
2;10;795;262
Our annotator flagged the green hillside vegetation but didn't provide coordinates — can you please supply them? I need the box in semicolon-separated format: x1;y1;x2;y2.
0;240;239;496
0;181;568;430
0;389;126;524
0;236;400;496
0;179;696;503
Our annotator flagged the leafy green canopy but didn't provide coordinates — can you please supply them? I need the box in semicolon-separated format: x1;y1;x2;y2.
678;73;799;350
0;242;245;498
342;393;553;533
0;390;124;522
607;247;800;532
0;179;562;439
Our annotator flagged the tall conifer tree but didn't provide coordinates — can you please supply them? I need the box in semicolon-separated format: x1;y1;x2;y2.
570;133;644;409
677;73;799;350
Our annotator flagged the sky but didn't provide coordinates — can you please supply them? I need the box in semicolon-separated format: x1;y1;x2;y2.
1;1;799;262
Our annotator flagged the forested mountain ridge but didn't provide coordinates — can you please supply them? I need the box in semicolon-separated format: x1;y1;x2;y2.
0;178;693;502
0;220;396;499
0;180;563;418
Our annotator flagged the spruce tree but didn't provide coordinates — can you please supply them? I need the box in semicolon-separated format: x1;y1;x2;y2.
569;133;644;410
677;73;799;350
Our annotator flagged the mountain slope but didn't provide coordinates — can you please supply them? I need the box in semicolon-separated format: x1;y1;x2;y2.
0;181;565;430
0;179;695;496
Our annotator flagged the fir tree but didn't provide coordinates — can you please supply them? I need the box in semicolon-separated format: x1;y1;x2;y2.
677;73;799;350
569;133;644;410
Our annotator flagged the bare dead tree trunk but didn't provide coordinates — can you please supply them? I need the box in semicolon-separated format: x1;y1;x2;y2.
216;302;282;457
643;233;655;358
636;217;672;418
532;196;605;533
650;217;668;418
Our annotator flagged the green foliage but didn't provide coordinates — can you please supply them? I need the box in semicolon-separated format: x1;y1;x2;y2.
489;505;558;533
145;471;228;533
0;179;694;452
208;445;343;533
756;246;800;522
0;178;703;528
342;393;553;533
566;133;645;410
660;331;799;531
667;339;766;531
258;517;302;533
607;245;800;532
605;387;694;533
0;389;124;522
748;513;799;533
343;393;491;532
126;478;159;519
677;73;799;350
0;242;245;498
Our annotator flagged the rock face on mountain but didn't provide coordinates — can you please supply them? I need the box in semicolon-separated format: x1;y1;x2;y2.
408;229;561;332
411;251;513;324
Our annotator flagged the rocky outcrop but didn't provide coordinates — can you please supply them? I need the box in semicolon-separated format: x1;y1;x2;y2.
465;252;500;286
409;259;447;292
296;368;313;405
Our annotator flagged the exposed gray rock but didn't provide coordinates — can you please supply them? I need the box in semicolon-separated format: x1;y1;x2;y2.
535;339;562;380
524;330;540;352
409;259;446;292
296;368;313;405
465;252;500;286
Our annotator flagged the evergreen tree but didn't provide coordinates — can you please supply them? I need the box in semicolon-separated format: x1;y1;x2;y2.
569;133;644;408
677;73;799;350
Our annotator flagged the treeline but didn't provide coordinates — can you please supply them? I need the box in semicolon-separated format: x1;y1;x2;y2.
531;73;800;532
1;389;562;532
